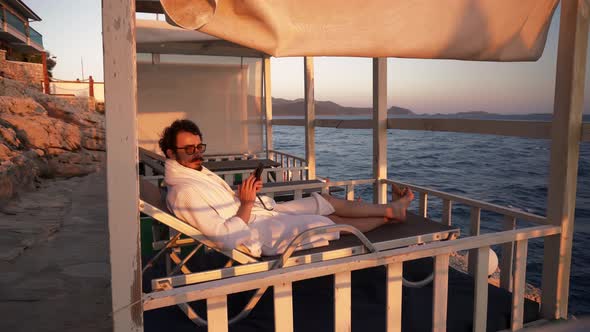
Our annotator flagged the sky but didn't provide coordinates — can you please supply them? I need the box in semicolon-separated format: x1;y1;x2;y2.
25;1;590;114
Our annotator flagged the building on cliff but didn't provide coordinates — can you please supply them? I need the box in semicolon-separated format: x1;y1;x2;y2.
0;0;43;56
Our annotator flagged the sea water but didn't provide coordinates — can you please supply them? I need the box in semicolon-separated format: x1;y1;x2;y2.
273;124;590;315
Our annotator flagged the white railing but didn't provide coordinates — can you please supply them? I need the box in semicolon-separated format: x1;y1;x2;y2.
268;149;308;169
202;152;264;162
142;178;554;332
382;180;548;324
139;149;311;184
216;166;310;185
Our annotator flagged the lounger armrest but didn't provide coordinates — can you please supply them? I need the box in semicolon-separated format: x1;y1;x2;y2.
272;224;377;269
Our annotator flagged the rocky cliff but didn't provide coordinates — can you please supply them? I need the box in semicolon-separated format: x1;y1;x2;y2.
0;77;105;203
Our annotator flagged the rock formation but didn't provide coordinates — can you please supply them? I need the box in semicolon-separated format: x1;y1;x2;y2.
0;77;105;203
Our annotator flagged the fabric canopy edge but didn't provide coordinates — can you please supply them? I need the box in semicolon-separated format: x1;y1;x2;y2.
160;0;559;62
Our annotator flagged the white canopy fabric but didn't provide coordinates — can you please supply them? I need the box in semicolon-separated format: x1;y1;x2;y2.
160;0;558;61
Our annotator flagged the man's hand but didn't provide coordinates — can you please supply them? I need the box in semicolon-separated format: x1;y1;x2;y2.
237;175;262;203
235;175;262;224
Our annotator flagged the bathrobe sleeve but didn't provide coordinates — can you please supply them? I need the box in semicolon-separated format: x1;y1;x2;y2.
169;187;258;252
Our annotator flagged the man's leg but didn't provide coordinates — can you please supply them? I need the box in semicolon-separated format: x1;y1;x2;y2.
326;215;388;233
320;189;414;221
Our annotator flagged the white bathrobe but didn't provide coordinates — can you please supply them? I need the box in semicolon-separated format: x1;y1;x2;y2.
164;159;339;257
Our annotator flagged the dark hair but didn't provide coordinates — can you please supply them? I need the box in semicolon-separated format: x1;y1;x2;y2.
159;119;203;156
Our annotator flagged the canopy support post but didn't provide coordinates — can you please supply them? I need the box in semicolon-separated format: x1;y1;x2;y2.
304;56;316;180
542;0;589;320
373;58;388;204
102;0;143;330
264;57;273;158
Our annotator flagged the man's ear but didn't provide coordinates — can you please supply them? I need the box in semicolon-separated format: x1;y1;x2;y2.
165;149;175;159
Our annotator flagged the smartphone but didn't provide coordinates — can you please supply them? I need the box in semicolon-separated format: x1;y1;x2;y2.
254;162;264;181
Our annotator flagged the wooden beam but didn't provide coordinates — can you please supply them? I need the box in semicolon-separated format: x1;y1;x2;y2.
387;119;552;139
102;0;142;330
541;0;589;320
264;58;273;158
136;40;267;57
273;118;557;140
373;58;388;203
270;118;590;142
304;57;316;180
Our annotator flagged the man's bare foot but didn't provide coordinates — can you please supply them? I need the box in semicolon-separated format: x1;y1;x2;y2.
386;188;414;222
391;183;407;201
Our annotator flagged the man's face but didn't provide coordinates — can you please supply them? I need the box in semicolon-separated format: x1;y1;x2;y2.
168;131;204;171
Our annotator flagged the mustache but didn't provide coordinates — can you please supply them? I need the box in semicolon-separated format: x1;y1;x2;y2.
191;156;204;162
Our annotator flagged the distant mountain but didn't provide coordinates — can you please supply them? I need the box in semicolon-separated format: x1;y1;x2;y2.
272;98;415;117
270;98;570;120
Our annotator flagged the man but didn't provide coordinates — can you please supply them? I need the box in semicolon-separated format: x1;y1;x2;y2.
160;119;414;257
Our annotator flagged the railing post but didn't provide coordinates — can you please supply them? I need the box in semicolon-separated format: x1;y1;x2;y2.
542;0;589;319
512;240;528;330
473;246;490;332
274;282;294;332
41;52;50;94
386;263;403;332
89;75;95;97
207;296;228;332
1;6;6;32
25;20;29;44
468;207;481;276
500;216;517;291
433;254;450;332
442;200;452;226
419;192;428;218
334;271;352;331
346;184;355;201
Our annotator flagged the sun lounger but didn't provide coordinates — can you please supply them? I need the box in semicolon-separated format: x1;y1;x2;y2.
139;178;460;326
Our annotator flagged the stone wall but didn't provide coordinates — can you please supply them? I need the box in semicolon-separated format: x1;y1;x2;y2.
0;50;44;90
